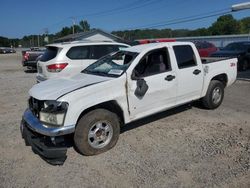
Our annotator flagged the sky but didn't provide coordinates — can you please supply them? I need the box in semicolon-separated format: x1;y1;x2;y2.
0;0;250;39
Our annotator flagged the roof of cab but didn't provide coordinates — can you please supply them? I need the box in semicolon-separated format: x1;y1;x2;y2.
124;42;194;53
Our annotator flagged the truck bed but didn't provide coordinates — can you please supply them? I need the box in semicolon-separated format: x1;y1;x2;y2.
201;57;233;64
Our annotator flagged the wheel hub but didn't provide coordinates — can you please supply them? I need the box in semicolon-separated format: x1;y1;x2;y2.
212;87;222;104
88;121;113;149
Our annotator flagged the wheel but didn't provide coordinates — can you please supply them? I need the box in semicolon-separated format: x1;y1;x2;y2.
202;80;224;109
74;109;120;156
239;59;248;71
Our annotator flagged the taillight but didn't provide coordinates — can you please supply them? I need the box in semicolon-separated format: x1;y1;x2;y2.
24;52;29;61
46;63;68;72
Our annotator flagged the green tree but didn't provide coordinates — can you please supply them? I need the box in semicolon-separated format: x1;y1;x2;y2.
60;27;72;37
79;20;90;32
239;17;250;34
209;14;240;35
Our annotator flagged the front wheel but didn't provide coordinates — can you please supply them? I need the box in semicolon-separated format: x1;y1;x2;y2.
202;80;224;109
74;109;120;156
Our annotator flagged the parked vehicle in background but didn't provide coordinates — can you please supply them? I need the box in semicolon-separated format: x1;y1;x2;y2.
132;38;176;45
36;41;130;82
22;48;45;70
210;41;250;71
21;42;237;164
192;41;218;57
0;47;16;54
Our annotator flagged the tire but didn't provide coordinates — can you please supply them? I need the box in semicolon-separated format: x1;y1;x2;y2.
202;80;224;109
74;109;120;156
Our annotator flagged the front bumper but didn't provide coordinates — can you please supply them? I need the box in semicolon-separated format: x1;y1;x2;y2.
23;109;75;136
21;109;75;165
21;121;70;165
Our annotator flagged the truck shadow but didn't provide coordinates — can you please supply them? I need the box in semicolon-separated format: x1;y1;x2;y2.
120;103;192;134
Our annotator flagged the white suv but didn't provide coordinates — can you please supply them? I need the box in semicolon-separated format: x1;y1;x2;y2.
36;41;130;82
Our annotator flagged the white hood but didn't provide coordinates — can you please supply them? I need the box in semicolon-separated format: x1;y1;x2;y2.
29;74;113;100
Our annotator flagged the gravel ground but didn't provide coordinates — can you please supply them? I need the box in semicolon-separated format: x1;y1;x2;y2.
0;52;249;188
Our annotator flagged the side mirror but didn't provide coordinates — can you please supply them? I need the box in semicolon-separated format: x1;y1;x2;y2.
134;79;148;98
131;70;140;80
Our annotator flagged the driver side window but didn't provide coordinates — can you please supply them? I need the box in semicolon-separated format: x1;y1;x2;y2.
134;48;170;78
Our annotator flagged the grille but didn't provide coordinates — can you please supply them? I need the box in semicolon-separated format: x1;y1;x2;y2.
28;97;43;117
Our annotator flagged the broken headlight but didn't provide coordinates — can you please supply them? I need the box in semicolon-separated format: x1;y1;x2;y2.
39;100;68;127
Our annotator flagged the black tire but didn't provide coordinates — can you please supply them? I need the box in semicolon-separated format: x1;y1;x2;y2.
74;109;120;156
202;80;224;109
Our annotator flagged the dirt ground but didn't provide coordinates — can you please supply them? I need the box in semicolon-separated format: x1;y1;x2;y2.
0;52;249;188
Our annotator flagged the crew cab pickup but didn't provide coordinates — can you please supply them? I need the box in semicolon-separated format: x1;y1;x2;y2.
21;42;237;164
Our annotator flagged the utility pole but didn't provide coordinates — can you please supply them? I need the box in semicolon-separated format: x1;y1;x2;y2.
70;17;76;34
37;35;40;47
44;28;49;44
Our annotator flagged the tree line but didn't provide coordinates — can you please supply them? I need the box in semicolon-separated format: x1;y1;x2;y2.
112;15;250;40
0;14;249;47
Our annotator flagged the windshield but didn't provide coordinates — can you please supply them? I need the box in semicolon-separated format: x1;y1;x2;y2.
223;43;246;51
82;51;138;77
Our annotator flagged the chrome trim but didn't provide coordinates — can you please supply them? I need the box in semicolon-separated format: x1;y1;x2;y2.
22;109;75;136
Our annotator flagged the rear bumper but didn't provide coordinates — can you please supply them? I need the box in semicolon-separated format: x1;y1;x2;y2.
20;119;72;165
36;75;47;82
22;60;37;68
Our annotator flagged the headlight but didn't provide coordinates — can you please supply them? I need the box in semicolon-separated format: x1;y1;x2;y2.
39;100;68;127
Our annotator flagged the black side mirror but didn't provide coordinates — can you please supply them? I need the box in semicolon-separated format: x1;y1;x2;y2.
131;70;140;80
134;79;148;98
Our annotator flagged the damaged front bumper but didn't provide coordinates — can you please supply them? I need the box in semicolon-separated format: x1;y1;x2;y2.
20;109;75;165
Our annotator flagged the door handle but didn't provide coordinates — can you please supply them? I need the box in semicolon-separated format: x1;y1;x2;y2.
193;69;201;75
165;75;175;81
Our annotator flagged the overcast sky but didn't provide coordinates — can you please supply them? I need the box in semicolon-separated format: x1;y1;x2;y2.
1;0;250;38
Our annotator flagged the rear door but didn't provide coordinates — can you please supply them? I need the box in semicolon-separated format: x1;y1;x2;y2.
127;47;177;120
172;45;203;105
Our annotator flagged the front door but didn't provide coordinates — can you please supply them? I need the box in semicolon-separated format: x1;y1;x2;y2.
127;47;177;120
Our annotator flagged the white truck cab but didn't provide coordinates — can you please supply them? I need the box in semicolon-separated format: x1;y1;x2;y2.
21;42;237;164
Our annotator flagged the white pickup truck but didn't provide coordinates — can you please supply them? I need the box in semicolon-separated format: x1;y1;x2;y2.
21;42;237;164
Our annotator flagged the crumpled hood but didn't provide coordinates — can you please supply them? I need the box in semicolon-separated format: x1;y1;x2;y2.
29;74;113;100
210;50;245;57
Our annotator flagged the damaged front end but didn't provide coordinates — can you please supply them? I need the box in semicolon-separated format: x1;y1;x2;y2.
20;97;75;165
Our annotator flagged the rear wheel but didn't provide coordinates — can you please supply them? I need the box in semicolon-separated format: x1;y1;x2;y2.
74;109;120;156
202;80;224;109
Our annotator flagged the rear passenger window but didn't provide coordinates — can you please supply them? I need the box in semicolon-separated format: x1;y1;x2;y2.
66;46;90;60
90;45;121;59
173;45;197;69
